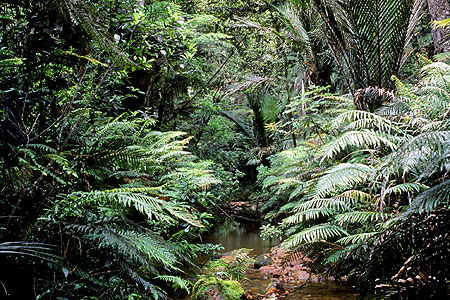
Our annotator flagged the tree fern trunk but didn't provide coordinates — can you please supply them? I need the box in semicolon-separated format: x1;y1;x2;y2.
427;0;450;54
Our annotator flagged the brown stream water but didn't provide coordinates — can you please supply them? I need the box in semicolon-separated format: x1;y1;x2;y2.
199;221;358;300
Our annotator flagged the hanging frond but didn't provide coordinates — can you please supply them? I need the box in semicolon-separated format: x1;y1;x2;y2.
408;179;450;214
282;224;349;248
335;211;391;225
225;77;273;96
311;163;374;200
0;242;60;263
336;232;379;245
384;182;428;196
310;0;422;94
332;110;395;132
321;130;395;161
391;131;450;177
283;208;335;224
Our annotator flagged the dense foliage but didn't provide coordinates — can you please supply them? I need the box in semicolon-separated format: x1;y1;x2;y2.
1;0;449;299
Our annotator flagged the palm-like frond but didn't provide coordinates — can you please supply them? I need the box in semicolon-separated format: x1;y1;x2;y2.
277;2;313;57
310;0;422;93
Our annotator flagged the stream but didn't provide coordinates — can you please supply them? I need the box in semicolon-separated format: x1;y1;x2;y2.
197;221;358;300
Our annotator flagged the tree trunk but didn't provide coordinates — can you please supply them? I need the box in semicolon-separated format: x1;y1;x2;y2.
427;0;450;54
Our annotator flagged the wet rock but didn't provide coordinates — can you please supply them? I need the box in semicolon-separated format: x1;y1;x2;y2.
259;265;281;277
254;254;274;269
220;255;235;265
214;250;234;259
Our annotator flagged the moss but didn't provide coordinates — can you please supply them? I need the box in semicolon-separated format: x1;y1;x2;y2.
192;277;244;300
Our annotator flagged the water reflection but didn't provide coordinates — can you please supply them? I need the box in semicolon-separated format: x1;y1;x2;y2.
202;220;281;256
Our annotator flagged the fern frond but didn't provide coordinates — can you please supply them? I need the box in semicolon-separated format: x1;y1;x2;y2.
392;131;450;177
321;130;395;161
155;275;191;292
282;224;349;248
335;211;391;225
376;99;411;117
283;208;334;224
336;232;379;245
70;224;182;270
331;110;394;132
79;188;202;227
408;179;450;213
312;163;374;200
0;242;60;262
384;182;428;196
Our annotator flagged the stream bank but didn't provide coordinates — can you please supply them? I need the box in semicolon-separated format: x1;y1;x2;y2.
190;221;357;300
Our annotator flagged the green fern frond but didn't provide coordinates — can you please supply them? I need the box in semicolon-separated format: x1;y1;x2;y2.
294;198;351;212
376;99;411;116
282;224;349;248
392;131;450;177
384;182;428;196
335;211;391;225
156;275;191;292
70;224;181;270
420;62;450;87
283;208;335;224
321;130;395;162
335;189;376;203
78;188;202;227
294;190;374;212
28;143;57;153
409;179;450;213
331;110;394;132
325;245;358;264
312;163;374;200
421;120;450;132
336;232;379;245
